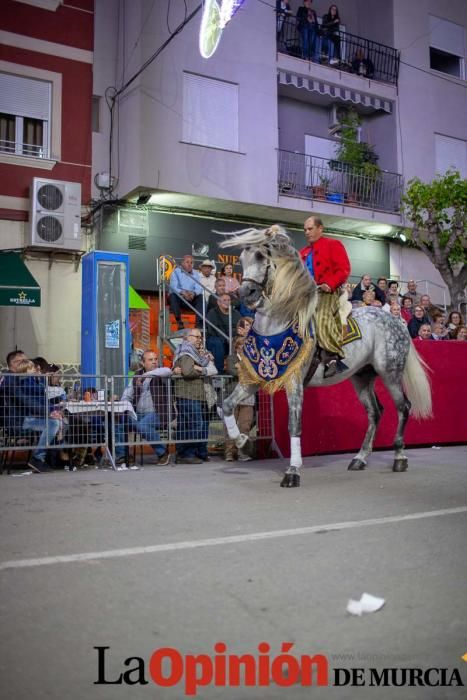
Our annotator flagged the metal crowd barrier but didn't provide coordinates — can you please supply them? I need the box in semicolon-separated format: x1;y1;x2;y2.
0;373;276;473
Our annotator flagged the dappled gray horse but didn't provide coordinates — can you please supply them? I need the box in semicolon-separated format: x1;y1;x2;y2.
220;226;432;487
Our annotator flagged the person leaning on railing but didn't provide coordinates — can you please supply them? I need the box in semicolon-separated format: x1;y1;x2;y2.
172;330;217;464
114;350;177;467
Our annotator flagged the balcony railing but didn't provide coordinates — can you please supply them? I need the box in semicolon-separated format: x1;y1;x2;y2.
278;150;403;214
0;139;48;158
277;17;400;86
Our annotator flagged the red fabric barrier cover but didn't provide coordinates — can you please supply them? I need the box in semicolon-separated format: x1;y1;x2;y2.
273;341;467;456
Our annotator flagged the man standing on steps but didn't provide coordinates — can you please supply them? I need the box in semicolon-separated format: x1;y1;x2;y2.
300;216;351;377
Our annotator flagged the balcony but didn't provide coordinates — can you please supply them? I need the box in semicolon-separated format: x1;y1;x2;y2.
278;150;403;215
277;18;400;86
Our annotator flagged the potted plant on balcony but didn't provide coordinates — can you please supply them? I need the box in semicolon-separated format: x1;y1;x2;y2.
312;175;330;200
329;108;381;205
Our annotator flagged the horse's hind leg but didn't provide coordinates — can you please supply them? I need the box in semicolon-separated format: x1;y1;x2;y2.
281;377;303;488
348;367;384;471
381;376;411;472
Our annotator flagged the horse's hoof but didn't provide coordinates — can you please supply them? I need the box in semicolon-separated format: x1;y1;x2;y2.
235;433;248;449
280;473;300;488
348;458;366;471
393;458;408;472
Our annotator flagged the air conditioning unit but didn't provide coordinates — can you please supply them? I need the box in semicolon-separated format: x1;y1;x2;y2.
29;178;82;250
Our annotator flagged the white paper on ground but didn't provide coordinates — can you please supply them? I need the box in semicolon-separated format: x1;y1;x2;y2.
347;592;385;616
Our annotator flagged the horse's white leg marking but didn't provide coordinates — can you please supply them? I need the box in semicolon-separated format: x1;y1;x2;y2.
290;436;302;468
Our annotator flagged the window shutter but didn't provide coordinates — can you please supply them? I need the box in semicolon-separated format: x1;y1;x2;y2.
435;134;467;179
429;15;464;57
183;73;239;152
0;72;51;121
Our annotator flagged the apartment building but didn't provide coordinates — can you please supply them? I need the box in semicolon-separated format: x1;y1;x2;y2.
1;0;465;363
0;0;93;364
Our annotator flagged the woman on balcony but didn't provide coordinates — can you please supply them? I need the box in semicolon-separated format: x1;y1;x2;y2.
321;5;341;64
296;0;320;62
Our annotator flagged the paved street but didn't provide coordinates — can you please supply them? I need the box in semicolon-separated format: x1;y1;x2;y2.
1;446;466;699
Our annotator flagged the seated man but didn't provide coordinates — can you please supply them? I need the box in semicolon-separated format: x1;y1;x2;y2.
351;48;374;78
198;259;217;304
169;255;204;329
114;350;176;466
419;294;441;324
404;279;421;305
2;350;60;473
206;293;241;373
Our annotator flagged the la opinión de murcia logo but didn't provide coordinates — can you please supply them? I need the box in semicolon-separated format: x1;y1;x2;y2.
94;645;464;695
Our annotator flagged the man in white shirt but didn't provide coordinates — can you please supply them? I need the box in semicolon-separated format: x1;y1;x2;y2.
198;259;217;303
169;255;204;329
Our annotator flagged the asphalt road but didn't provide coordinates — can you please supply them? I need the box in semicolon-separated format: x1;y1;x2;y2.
1;446;466;699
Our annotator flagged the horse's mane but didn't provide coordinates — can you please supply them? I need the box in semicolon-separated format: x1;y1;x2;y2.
219;225;317;337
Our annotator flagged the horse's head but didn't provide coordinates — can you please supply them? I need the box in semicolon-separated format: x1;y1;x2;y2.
219;225;291;309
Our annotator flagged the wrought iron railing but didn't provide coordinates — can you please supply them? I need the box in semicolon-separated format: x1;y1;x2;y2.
278;150;403;214
277;17;400;85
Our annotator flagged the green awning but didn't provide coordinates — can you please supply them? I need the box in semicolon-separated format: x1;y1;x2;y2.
129;285;149;310
0;252;41;307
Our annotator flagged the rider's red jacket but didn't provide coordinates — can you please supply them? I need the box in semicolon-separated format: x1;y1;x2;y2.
300;236;351;292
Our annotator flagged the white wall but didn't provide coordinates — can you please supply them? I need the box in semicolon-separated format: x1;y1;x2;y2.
94;0;279;205
393;0;467;181
389;242;450;306
0;220;82;364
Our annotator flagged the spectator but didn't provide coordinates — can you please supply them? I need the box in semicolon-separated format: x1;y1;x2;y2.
206;293;242;373
407;305;430;338
198;259;217;304
169;255;204;329
207;277;227;313
276;0;292;48
417;323;434;340
390;303;406;324
321;4;341;63
351;274;386;305
172;329;217;464
361;289;384;308
114;350;176;466
386;280;401;306
404;279;421;305
446;310;465;339
296;0;320;61
431;321;448;340
351;47;374;78
2;350;60;473
220;263;240;298
32;357;66;401
453;326;467;341
376;277;388;295
420;294;441;323
224;317;255;462
400;296;413;323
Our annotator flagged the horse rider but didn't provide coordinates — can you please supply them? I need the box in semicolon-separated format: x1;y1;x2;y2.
300;216;351;377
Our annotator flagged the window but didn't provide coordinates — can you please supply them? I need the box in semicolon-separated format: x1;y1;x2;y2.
435;134;467;178
182;73;239;152
92;96;101;133
0;72;51;158
429;15;465;79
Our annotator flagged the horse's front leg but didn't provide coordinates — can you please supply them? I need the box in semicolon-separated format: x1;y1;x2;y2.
280;377;304;488
222;382;258;449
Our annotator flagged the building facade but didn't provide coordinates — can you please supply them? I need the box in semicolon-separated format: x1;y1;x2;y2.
1;0;466;363
0;0;93;365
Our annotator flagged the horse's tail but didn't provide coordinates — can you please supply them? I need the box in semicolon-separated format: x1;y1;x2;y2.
402;341;432;419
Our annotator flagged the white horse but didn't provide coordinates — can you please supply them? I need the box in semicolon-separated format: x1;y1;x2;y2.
220;225;432;487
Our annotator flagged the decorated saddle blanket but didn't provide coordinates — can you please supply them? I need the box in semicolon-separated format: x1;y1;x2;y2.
342;316;362;346
238;321;314;394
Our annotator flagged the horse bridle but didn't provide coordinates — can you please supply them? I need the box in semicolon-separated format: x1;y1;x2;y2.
241;262;272;296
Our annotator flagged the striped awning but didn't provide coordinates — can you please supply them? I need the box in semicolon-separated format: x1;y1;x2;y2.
278;70;392;113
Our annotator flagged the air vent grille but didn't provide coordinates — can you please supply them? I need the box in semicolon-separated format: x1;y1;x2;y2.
128;235;147;250
37;184;63;211
36;216;63;243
